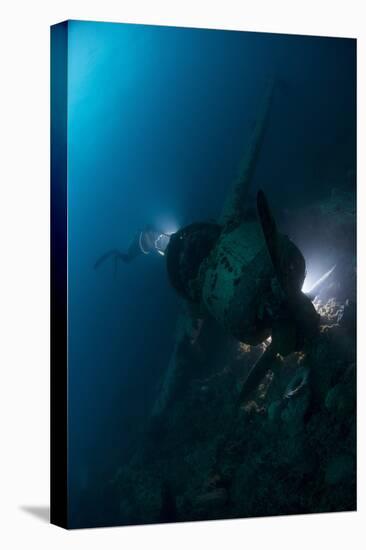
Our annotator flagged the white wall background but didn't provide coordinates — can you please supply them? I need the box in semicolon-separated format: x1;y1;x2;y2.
0;1;364;548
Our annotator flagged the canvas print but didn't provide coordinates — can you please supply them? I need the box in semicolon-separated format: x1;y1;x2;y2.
51;20;356;528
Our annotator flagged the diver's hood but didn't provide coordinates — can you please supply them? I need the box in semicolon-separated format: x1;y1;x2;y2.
165;222;222;304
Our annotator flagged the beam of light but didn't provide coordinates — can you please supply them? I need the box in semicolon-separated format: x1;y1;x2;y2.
302;264;336;295
154;233;171;256
152;219;180;256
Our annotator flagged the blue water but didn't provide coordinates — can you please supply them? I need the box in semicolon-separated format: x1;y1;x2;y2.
66;20;355;522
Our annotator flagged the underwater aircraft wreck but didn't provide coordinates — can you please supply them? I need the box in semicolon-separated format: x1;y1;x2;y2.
95;80;320;418
152;80;320;418
91;79;356;525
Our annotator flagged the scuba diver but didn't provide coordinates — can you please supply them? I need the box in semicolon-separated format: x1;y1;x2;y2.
94;224;171;270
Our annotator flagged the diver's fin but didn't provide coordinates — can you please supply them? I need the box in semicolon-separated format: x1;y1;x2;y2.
220;78;275;228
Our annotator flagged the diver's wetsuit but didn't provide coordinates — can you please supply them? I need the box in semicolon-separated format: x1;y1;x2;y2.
121;232;145;263
94;226;168;270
